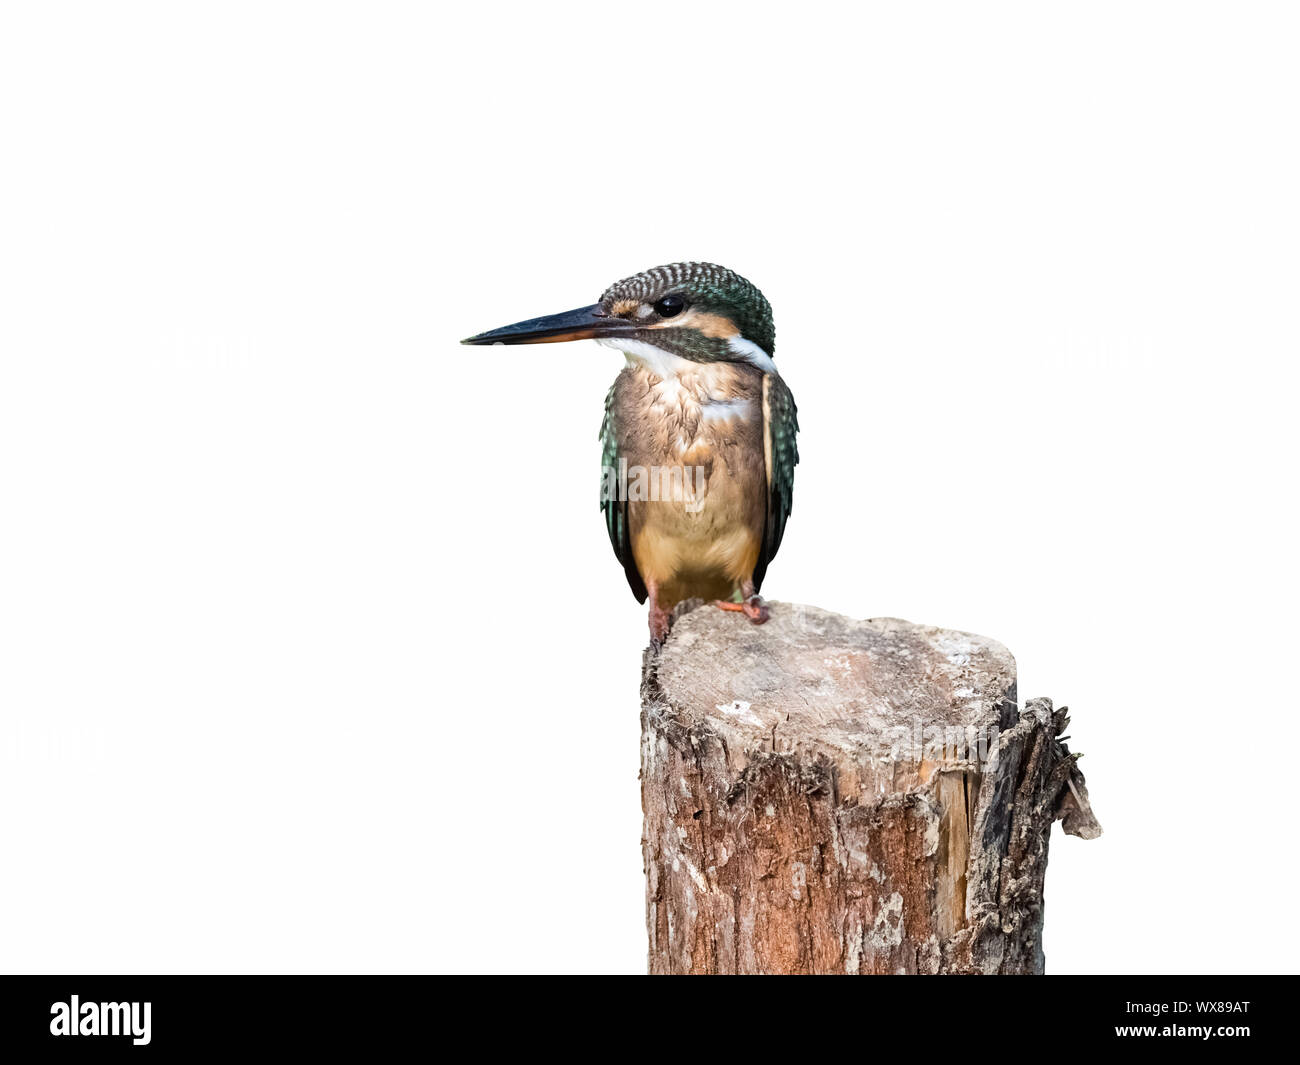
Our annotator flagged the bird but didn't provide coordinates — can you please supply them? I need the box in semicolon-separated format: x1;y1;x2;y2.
463;262;798;646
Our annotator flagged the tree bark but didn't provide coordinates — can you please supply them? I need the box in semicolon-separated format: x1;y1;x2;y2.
640;601;1100;975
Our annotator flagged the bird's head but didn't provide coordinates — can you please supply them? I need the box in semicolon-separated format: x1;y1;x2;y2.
462;262;776;373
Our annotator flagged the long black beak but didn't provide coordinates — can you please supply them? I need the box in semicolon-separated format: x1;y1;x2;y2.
461;303;636;345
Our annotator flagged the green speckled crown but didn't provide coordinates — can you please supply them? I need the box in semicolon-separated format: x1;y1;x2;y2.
600;262;776;356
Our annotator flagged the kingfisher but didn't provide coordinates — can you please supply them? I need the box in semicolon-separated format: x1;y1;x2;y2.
463;262;798;646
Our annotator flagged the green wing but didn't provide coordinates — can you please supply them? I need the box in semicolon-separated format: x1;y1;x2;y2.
600;381;648;604
753;372;799;594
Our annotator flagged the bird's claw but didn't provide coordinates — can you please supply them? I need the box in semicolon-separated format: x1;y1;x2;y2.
713;595;769;625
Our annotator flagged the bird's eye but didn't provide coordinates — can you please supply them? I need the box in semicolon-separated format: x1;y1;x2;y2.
654;294;686;318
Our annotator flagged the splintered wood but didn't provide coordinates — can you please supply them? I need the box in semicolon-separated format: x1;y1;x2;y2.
640;602;1100;975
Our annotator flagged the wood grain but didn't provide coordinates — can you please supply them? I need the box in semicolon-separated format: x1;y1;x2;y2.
640;601;1100;974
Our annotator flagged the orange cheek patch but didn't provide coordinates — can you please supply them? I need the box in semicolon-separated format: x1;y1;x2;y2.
649;309;739;339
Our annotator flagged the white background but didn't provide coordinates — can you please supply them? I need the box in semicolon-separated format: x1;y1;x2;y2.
2;2;1296;974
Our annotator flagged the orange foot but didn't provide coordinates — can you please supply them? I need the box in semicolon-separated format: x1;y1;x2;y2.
713;596;769;625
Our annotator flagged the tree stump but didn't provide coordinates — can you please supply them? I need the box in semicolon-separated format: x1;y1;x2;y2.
640;601;1100;975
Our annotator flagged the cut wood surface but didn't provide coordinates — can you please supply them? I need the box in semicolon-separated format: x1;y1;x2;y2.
640;601;1100;975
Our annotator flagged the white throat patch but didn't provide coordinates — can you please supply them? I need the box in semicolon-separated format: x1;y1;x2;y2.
598;337;696;379
597;336;775;378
